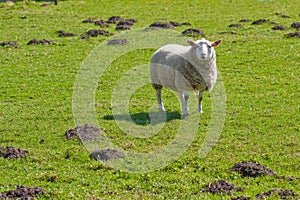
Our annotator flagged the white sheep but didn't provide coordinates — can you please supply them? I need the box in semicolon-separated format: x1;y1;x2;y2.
150;38;222;115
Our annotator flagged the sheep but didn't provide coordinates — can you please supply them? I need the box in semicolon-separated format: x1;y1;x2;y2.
150;38;222;115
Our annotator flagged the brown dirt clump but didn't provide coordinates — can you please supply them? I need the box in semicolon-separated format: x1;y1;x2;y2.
285;32;300;38
65;124;104;144
107;16;124;24
86;29;111;37
229;24;242;28
107;39;128;45
272;25;288;30
202;180;243;195
57;30;77;37
0;185;44;199
90;149;124;161
27;39;54;45
251;19;269;25
94;20;109;27
82;17;95;23
0;41;17;47
239;19;251;23
219;31;237;35
0;146;28;159
230;161;276;177
149;21;175;29
231;196;250;200
255;189;298;199
182;28;204;37
291;22;300;29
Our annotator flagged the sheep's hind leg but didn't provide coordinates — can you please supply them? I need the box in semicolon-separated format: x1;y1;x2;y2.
179;91;189;115
198;91;204;113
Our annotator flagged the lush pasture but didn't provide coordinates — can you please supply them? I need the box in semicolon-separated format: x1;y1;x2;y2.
0;0;299;199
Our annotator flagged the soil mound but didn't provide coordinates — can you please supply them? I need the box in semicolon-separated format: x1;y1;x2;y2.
285;32;300;38
86;29;111;37
291;22;300;29
0;41;17;47
107;16;124;24
255;189;298;199
149;21;174;29
272;25;288;30
0;146;28;159
27;39;53;45
231;196;250;200
229;24;242;28
202;180;243;195
65;124;104;143
251;19;268;25
90;149;124;161
57;30;77;37
0;185;44;199
182;28;204;37
107;39;128;45
230;161;276;177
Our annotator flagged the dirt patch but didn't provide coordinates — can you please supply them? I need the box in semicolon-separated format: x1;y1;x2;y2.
94;20;109;27
0;185;45;199
107;16;124;24
82;17;95;23
231;196;250;200
219;31;237;35
65;124;104;144
182;28;204;37
90;149;124;161
27;39;54;45
86;29;111;37
107;39;128;45
115;19;137;30
285;32;300;38
239;19;251;23
202;180;243;195
80;35;90;40
291;22;300;29
0;146;28;159
251;19;269;25
0;41;17;47
275;13;290;18
57;30;77;37
230;161;276;177
229;24;242;28
255;189;298;199
272;25;288;30
149;21;174;29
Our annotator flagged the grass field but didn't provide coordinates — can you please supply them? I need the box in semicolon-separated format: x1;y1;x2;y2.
0;0;299;199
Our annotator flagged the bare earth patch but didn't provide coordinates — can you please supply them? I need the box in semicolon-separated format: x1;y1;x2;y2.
230;161;276;177
107;39;129;45
0;146;28;159
231;196;250;200
90;149;124;161
202;180;243;195
0;185;45;199
0;41;17;47
27;39;54;45
255;189;298;199
182;28;204;37
57;30;77;37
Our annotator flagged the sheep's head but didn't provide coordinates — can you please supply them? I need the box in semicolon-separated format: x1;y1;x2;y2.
187;38;222;61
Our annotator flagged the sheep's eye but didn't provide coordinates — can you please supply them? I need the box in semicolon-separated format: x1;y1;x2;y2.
208;45;212;49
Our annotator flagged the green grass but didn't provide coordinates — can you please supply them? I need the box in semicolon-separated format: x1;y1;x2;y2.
0;0;299;199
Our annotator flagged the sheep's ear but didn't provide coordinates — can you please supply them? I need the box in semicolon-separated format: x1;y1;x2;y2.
187;40;196;46
212;40;222;47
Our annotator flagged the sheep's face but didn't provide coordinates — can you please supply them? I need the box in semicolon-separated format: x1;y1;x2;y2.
187;39;222;61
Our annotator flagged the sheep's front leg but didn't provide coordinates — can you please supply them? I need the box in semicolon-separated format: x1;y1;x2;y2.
179;91;189;115
198;91;204;113
156;89;165;112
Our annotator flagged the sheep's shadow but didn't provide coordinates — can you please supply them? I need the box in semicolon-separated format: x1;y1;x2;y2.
103;111;181;126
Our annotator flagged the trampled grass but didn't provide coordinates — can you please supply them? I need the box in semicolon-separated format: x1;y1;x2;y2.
0;0;299;199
